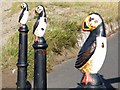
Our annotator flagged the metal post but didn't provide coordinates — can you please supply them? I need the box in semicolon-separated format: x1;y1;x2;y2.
33;37;48;90
17;25;31;89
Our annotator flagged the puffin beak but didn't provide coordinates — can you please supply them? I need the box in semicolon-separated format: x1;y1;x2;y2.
20;5;24;9
35;9;38;15
82;16;92;31
35;8;42;15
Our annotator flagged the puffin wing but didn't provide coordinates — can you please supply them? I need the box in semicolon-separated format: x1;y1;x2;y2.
33;19;39;34
75;39;96;69
18;10;24;23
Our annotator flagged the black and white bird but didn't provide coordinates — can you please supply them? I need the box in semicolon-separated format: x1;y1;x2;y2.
75;13;107;85
33;5;47;41
18;2;29;25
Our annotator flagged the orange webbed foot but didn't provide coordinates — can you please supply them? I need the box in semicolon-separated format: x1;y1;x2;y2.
82;72;93;85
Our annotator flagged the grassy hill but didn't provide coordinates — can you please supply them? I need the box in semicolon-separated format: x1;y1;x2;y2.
2;2;118;80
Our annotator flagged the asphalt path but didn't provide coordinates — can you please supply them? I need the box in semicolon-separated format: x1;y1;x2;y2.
47;32;119;89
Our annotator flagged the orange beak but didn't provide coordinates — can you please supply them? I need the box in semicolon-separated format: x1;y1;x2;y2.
82;16;94;31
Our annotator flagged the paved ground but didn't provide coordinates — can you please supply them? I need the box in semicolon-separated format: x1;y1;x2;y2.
47;32;119;89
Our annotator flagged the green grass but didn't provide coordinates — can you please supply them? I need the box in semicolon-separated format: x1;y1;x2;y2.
9;2;118;22
2;2;119;80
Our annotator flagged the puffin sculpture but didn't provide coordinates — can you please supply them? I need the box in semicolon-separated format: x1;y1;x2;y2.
18;2;29;26
33;5;47;41
75;13;107;85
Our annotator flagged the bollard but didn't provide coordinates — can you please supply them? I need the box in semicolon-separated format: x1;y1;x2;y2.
33;37;48;90
17;2;31;89
32;4;47;90
17;25;31;89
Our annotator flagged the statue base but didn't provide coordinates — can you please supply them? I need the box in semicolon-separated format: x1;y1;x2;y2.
77;73;106;89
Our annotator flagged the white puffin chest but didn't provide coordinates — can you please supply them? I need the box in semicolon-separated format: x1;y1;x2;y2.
35;17;47;37
20;11;29;24
90;36;107;73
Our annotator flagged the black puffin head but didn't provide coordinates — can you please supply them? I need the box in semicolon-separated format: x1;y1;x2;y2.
20;2;29;11
82;13;106;37
35;5;46;17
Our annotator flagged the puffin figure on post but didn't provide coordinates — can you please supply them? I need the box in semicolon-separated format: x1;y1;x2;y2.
18;2;29;27
75;13;107;87
33;5;47;42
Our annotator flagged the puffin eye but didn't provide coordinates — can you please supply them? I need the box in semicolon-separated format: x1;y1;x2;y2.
38;7;41;11
37;7;39;9
89;17;94;21
23;4;26;8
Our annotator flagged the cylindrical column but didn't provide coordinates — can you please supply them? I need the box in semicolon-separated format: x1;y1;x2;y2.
17;25;31;89
33;37;48;90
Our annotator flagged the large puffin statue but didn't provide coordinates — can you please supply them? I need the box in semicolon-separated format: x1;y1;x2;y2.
75;13;107;86
18;2;29;26
33;5;47;41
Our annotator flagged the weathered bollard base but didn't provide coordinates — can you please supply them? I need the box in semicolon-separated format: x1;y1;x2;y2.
33;37;48;90
77;73;106;89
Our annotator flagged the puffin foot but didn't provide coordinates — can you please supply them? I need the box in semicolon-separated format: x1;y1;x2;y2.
35;37;39;42
81;72;93;85
20;24;24;27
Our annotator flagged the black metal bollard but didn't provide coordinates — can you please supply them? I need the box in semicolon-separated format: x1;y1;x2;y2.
17;24;31;89
33;37;48;90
